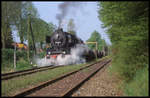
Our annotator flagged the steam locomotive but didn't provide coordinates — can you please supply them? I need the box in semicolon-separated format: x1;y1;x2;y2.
45;28;103;61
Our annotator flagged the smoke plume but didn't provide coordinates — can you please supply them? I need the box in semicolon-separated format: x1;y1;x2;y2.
56;2;83;28
35;44;90;67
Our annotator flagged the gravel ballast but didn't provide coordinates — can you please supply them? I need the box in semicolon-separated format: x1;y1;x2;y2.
72;63;123;96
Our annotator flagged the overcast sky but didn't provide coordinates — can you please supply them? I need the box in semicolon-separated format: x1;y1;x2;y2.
13;1;111;45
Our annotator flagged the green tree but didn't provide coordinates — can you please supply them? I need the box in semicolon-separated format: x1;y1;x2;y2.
98;2;149;96
67;18;76;35
1;1;39;49
98;1;148;80
86;30;106;51
17;2;39;44
1;2;20;48
31;18;55;49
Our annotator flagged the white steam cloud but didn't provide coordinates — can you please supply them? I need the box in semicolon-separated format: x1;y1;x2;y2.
35;44;90;67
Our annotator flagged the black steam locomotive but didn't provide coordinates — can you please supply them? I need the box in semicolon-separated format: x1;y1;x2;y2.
46;28;103;60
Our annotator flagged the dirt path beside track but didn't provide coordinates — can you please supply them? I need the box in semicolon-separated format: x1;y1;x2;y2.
72;63;123;96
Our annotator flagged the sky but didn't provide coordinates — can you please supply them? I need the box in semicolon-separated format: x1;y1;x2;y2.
13;1;111;45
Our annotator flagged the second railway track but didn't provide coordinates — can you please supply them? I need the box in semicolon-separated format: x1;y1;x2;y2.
12;58;111;97
2;65;63;80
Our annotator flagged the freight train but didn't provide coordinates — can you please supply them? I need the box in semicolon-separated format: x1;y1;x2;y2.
45;28;103;61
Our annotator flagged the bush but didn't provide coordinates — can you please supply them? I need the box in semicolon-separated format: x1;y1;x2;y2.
16;58;33;71
1;49;34;72
37;51;46;58
2;49;14;68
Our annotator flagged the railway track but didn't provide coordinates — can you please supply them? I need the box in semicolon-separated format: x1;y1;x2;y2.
1;65;63;80
12;58;111;97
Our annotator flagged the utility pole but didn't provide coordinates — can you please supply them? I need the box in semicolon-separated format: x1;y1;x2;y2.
14;43;16;69
27;13;30;62
29;17;36;56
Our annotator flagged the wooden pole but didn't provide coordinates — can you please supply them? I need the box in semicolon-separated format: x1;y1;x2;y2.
14;44;16;69
29;18;36;56
27;14;30;62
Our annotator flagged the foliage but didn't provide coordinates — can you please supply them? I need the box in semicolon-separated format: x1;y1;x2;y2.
98;1;148;80
16;58;33;71
1;49;14;70
123;66;148;96
86;30;107;51
31;18;55;43
16;2;39;43
1;2;18;48
98;1;148;96
67;19;74;30
67;18;76;35
1;49;34;73
37;51;46;58
1;1;55;51
27;18;55;51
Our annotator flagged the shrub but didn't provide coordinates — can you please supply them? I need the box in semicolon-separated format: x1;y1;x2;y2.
37;51;46;58
16;58;33;71
2;49;34;72
2;49;14;68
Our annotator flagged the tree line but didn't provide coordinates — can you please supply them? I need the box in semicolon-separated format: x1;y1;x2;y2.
86;30;108;53
1;1;83;50
1;1;56;50
98;1;148;95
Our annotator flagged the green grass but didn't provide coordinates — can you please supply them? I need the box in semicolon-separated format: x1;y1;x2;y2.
1;65;15;74
108;61;148;96
2;59;100;96
16;58;33;71
2;58;33;74
123;66;148;96
1;49;33;73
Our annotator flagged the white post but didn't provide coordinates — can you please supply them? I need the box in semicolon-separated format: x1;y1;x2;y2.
14;44;16;69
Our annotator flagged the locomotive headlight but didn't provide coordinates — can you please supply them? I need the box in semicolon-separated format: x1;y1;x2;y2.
63;51;66;54
48;52;51;54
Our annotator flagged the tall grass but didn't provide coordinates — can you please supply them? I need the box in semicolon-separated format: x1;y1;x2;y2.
123;66;148;96
108;62;148;96
1;49;34;73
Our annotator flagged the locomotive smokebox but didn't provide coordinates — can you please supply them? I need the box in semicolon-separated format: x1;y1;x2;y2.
51;28;66;48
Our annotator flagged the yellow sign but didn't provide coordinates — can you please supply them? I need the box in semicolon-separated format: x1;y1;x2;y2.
18;44;24;48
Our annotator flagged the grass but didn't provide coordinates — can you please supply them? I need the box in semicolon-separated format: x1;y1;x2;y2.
107;59;148;96
123;66;148;96
2;59;101;96
2;58;33;74
1;65;15;74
